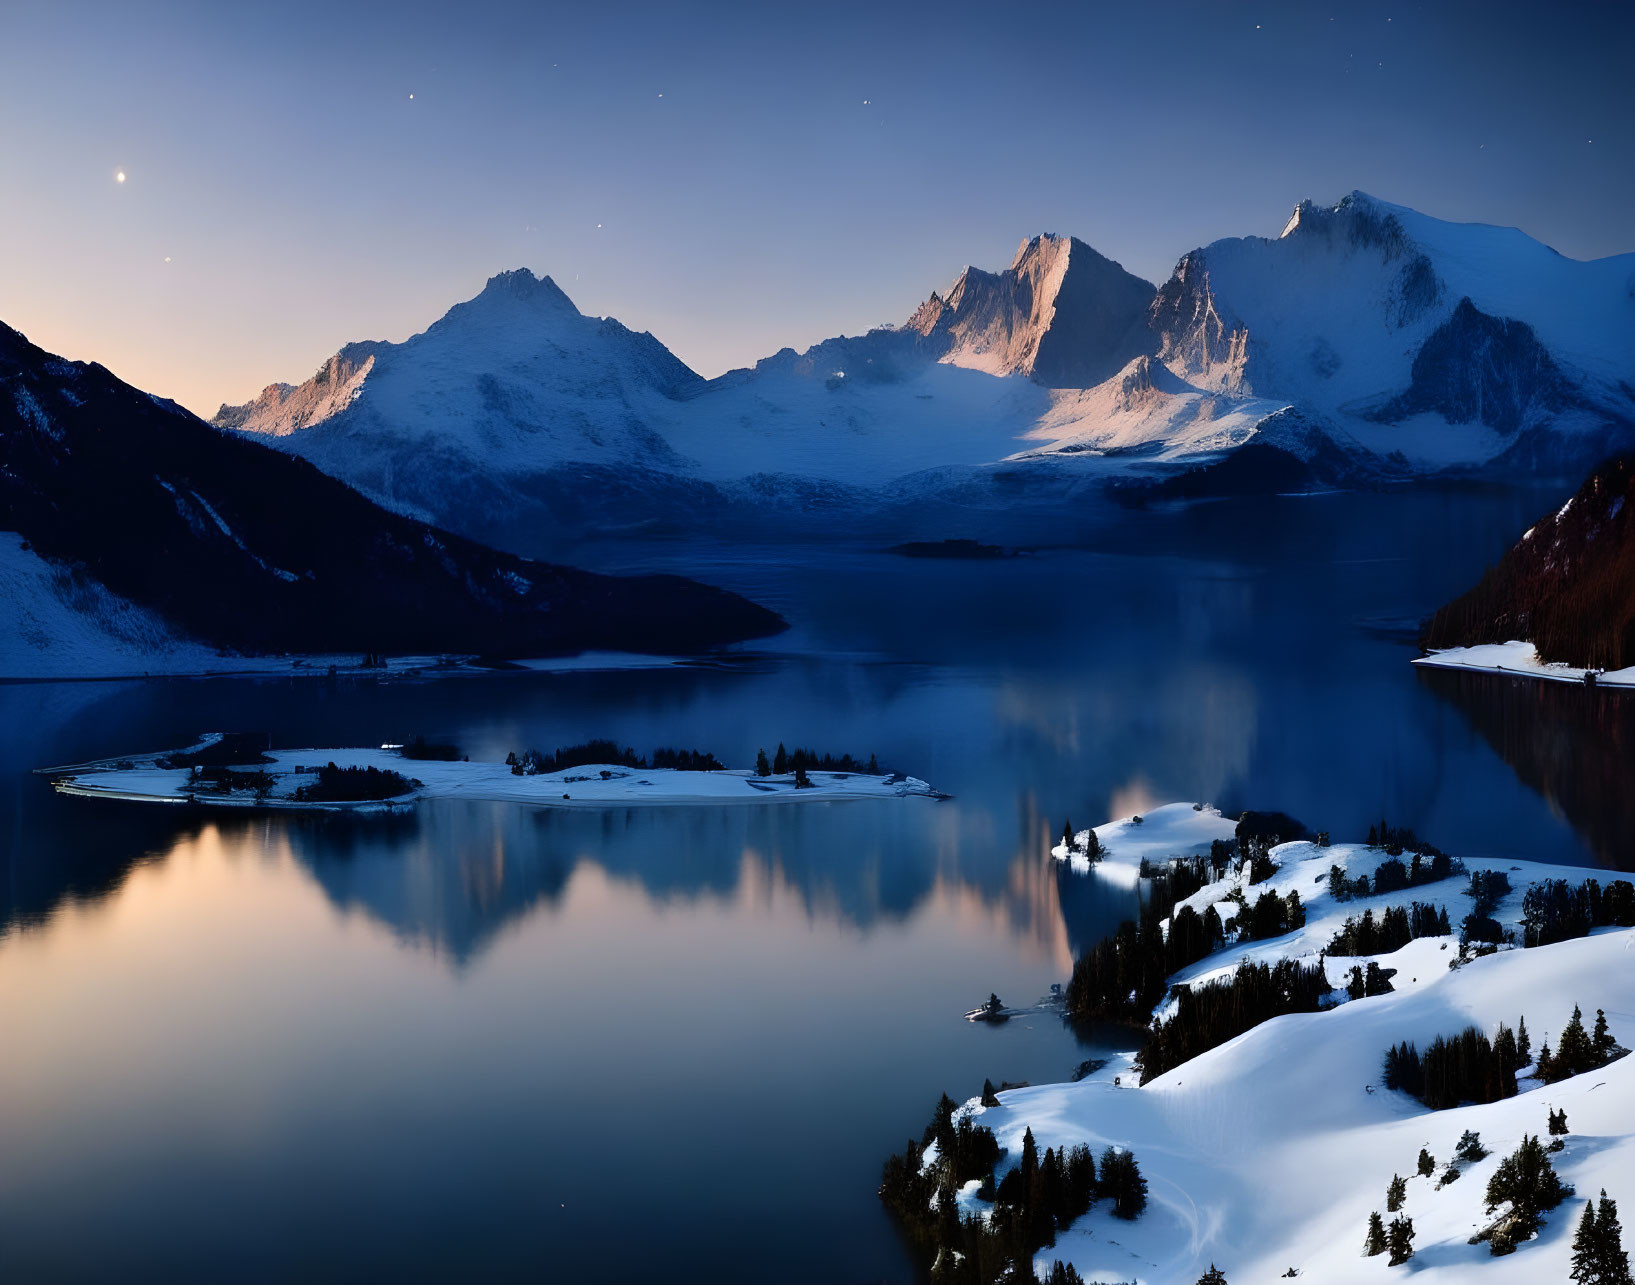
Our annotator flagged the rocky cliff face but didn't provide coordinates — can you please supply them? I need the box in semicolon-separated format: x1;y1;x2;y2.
906;233;1156;388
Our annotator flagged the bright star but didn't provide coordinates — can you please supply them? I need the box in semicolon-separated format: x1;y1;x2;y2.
115;170;126;183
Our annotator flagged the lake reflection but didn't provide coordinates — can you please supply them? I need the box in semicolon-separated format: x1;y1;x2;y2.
2;487;1627;1283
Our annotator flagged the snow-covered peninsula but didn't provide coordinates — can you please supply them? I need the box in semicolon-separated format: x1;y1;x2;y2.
43;736;941;812
1414;641;1635;688
912;805;1635;1283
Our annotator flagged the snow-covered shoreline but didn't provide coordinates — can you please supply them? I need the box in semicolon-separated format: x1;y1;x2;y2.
1413;640;1635;688
965;803;1635;1282
42;739;943;812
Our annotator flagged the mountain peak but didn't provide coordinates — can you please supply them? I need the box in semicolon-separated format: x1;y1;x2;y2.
473;268;578;313
905;232;1156;387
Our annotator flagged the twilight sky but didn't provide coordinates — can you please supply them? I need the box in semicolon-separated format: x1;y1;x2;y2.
3;0;1631;417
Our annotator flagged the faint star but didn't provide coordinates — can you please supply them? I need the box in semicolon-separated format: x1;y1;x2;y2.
163;256;171;262
408;92;414;99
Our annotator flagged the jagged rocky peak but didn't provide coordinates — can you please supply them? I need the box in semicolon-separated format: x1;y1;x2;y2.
1149;250;1249;390
904;232;1156;388
469;267;578;312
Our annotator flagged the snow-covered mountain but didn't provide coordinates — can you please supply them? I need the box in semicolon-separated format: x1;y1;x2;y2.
0;318;782;673
1139;192;1635;475
214;196;1635;553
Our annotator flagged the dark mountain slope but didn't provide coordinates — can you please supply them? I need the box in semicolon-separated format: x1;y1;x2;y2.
1422;457;1635;668
0;322;782;657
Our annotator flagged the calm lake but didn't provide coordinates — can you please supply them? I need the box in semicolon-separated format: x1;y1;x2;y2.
1;486;1626;1283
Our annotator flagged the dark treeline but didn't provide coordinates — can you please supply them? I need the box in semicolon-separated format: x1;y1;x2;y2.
1327;902;1450;956
1069;830;1312;1027
756;743;881;776
1521;878;1635;948
1328;851;1463;904
1137;959;1330;1084
507;741;725;774
1383;1022;1523;1109
879;1095;1144;1284
292;762;415;802
399;735;463;761
1363;819;1448;860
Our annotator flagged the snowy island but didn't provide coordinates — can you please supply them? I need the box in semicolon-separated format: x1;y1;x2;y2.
44;734;942;812
884;803;1635;1284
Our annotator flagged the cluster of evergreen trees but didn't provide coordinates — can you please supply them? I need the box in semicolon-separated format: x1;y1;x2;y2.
1521;878;1635;948
1326;902;1450;956
1345;961;1394;1000
754;743;881;777
1135;959;1329;1084
1482;1133;1571;1254
1326;850;1463;904
291;762;414;802
1064;916;1173;1025
1362;1208;1417;1264
1233;888;1306;942
1364;819;1449;860
1536;1005;1625;1084
189;764;277;797
1572;1190;1633;1284
878;1095;1146;1284
506;741;725;775
1382;1021;1525;1109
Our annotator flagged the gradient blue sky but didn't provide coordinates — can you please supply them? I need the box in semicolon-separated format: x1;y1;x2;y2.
3;0;1631;415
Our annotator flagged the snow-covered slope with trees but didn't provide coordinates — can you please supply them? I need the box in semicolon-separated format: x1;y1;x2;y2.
214;197;1635;550
952;808;1635;1283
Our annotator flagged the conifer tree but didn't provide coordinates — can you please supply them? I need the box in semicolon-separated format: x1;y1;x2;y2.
1518;1016;1531;1062
1574;1198;1601;1284
1097;1147;1148;1219
1083;827;1102;863
1364;1210;1387;1256
1558;1005;1596;1077
1062;819;1076;852
1387;1215;1415;1265
1196;1267;1229;1285
755;748;771;777
867;753;879;775
1418;1148;1435;1178
1021;1128;1039;1190
1596;1189;1632;1285
981;1078;1000;1108
773;743;788;774
1595;1009;1615;1059
1387;1173;1407;1212
1550;1106;1570;1137
1456;1129;1488;1163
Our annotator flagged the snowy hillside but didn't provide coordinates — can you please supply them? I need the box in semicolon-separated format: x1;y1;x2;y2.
0;532;234;678
948;808;1635;1283
213;198;1635;550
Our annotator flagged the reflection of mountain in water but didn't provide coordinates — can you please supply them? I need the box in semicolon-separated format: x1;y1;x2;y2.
277;796;1127;969
1418;668;1635;871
